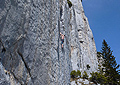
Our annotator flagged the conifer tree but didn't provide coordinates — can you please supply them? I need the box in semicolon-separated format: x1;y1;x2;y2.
100;40;120;84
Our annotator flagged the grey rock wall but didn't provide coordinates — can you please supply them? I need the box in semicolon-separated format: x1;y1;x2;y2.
69;0;98;75
0;0;98;85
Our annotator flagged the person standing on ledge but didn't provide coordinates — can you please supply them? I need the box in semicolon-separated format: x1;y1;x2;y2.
60;32;65;48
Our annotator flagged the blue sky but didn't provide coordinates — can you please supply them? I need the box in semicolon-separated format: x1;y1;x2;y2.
82;0;120;67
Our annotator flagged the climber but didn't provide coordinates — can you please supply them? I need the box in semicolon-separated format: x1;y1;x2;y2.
60;32;65;48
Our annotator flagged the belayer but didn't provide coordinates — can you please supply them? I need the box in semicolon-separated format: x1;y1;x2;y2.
60;32;65;48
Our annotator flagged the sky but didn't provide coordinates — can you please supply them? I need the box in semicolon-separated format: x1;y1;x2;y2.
82;0;120;68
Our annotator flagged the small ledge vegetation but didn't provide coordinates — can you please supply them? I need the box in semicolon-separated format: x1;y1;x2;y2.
82;71;89;79
70;70;89;80
70;70;81;79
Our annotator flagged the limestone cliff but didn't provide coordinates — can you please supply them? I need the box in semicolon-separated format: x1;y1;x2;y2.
0;0;98;85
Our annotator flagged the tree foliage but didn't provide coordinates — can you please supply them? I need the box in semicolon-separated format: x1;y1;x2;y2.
76;70;81;78
70;70;77;78
90;72;107;84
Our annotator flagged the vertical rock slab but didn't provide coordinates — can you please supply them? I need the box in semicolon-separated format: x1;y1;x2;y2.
0;0;72;85
69;0;98;74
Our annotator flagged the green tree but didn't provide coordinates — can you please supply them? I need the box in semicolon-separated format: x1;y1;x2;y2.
90;72;107;84
99;40;120;84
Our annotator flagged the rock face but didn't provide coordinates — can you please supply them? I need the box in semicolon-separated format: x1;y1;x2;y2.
0;0;98;85
69;0;98;74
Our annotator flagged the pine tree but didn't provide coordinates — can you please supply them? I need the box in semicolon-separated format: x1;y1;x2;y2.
100;40;120;84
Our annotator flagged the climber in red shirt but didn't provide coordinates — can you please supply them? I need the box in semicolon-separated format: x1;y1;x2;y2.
60;32;65;48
